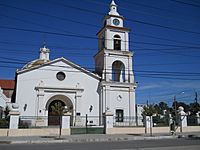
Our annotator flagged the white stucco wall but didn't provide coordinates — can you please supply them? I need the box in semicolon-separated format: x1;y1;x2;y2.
0;88;8;108
0;96;6;109
15;59;100;119
101;83;136;118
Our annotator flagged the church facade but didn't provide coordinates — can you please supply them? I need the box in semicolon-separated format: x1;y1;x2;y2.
15;0;137;126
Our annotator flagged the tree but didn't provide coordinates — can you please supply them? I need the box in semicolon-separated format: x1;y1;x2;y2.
153;102;169;115
51;102;65;138
142;104;157;136
4;106;10;120
172;101;189;113
189;102;200;116
142;104;157;116
159;102;169;113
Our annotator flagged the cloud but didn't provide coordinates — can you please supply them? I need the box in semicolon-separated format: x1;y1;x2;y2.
137;83;161;91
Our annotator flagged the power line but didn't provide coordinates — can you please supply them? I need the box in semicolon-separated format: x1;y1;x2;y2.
123;0;200;18
45;0;200;35
1;59;200;79
170;0;200;8
1;2;200;36
1;3;200;47
84;0;198;26
0;3;99;28
1;27;200;51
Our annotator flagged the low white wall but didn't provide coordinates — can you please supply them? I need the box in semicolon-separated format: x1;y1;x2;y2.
0;128;70;137
0;126;199;136
107;127;145;134
106;126;200;135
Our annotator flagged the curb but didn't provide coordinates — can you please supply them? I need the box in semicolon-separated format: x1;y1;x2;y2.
6;136;177;144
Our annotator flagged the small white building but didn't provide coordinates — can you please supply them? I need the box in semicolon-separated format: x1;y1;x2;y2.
14;0;137;126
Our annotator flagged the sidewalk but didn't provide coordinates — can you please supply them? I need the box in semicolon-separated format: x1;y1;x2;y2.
0;132;200;144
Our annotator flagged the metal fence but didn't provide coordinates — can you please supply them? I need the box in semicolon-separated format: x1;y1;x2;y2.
18;115;104;129
0;118;9;128
19;116;51;128
113;115;200;127
73;115;104;127
187;116;200;126
153;115;169;127
113;116;143;127
2;115;200;129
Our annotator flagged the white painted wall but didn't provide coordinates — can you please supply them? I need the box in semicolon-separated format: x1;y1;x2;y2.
0;88;8;108
102;85;135;118
16;59;100;119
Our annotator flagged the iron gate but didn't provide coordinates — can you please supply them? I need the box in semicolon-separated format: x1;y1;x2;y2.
71;114;105;134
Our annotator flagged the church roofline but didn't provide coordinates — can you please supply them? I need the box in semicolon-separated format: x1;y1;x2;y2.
17;57;101;80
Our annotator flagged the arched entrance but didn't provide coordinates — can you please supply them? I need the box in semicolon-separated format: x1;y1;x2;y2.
46;95;73;126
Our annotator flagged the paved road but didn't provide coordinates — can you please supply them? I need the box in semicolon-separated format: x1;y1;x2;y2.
0;139;200;150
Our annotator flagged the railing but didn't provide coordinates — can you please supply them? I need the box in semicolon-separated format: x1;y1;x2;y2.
153;115;169;127
18;115;104;128
0;118;9;128
19;116;54;128
73;115;104;127
113;116;143;127
187;115;200;126
113;115;200;127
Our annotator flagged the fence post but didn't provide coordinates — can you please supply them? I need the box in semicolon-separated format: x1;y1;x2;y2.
145;116;153;135
62;112;71;129
104;111;114;134
9;104;20;129
196;112;200;125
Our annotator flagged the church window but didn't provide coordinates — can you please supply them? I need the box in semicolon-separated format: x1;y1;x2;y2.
116;109;124;122
114;35;121;50
112;61;125;82
56;72;66;81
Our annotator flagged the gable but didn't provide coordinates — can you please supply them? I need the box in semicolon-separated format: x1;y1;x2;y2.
17;57;101;80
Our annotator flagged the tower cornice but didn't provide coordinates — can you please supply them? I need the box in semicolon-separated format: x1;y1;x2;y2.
97;25;131;36
94;49;133;59
104;14;124;20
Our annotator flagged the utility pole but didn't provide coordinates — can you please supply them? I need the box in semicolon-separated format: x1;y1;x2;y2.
174;96;177;119
195;92;198;104
195;92;199;113
173;96;177;132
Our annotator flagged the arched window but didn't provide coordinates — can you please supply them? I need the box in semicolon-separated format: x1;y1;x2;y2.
114;35;121;50
112;61;125;82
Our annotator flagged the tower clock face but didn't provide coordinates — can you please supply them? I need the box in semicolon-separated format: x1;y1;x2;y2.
113;19;120;26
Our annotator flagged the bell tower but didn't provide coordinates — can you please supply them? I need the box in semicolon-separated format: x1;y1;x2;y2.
95;0;136;121
95;0;133;83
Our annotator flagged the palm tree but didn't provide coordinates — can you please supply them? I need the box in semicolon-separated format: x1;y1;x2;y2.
51;102;65;138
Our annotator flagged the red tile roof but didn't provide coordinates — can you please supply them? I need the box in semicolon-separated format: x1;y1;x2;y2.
0;80;15;89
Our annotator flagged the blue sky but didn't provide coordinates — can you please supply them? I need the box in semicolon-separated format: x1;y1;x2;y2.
0;0;200;105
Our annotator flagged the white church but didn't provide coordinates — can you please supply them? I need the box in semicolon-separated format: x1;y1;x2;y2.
13;0;137;126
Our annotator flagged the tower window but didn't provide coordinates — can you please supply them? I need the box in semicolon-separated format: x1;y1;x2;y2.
112;61;125;82
114;35;121;50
